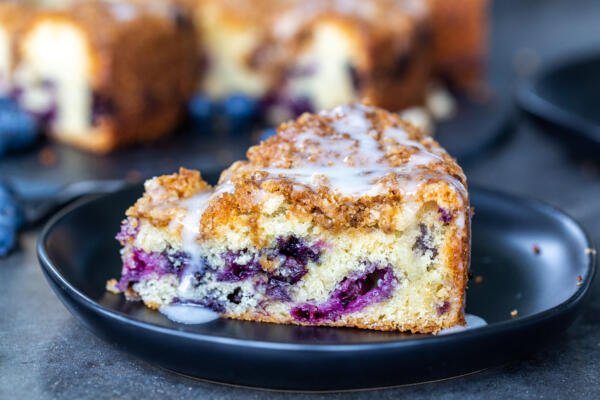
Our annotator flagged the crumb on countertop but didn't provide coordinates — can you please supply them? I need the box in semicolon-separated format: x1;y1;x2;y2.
38;147;57;167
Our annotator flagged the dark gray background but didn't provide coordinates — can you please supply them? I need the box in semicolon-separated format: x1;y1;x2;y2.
2;0;600;398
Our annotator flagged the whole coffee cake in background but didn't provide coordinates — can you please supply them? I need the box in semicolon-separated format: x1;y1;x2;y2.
189;0;488;123
192;0;433;123
0;0;488;152
109;103;471;333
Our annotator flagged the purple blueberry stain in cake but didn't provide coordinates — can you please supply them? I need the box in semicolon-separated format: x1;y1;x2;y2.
274;235;321;283
227;287;243;305
216;236;323;297
117;249;171;290
265;279;292;301
116;218;139;244
413;223;438;259
438;207;453;224
217;250;262;282
116;247;191;291
263;236;324;301
436;301;450;316
291;264;397;324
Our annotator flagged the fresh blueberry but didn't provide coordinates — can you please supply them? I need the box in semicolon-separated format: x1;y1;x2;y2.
0;224;16;257
258;128;277;142
0;183;24;230
222;94;258;120
0;107;39;152
0;183;22;257
188;94;213;124
220;94;259;134
0;96;20;111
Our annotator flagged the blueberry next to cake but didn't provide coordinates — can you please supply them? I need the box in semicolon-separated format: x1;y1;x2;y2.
108;103;471;333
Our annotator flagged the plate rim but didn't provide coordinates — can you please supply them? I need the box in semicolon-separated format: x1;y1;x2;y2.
516;52;600;144
37;185;597;352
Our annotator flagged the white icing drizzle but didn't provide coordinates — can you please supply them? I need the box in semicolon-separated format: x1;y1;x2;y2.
159;304;219;324
261;104;466;200
438;314;488;335
179;192;213;261
170;181;235;264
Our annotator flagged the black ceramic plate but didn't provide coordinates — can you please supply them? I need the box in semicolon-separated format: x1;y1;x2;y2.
37;186;595;391
517;53;600;155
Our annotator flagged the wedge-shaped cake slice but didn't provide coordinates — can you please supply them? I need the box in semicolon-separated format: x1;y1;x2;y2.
110;103;470;333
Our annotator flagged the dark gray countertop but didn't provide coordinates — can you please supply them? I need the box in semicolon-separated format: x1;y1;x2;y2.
2;0;600;398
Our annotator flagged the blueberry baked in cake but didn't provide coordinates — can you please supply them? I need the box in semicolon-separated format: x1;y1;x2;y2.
109;103;470;333
7;0;197;153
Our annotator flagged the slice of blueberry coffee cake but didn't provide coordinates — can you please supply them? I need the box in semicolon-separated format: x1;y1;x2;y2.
108;103;470;333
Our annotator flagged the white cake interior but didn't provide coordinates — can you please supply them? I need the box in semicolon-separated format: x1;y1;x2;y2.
287;22;360;111
196;5;269;98
127;197;461;331
16;20;92;137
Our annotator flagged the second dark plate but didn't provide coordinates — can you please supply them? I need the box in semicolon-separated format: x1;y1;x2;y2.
37;186;595;391
517;53;600;156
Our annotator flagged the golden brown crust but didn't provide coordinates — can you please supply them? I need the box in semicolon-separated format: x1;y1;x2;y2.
0;2;32;33
428;0;488;92
19;0;199;153
129;105;467;236
0;2;34;72
126;167;211;223
226;309;462;334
